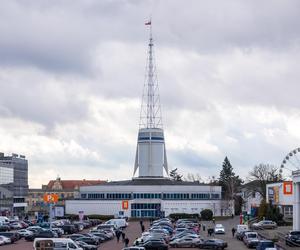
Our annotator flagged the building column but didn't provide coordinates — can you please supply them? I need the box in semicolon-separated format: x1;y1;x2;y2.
293;182;300;230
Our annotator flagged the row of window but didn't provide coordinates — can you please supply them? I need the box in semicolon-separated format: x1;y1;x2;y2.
133;193;161;199
131;203;161;209
81;192;220;200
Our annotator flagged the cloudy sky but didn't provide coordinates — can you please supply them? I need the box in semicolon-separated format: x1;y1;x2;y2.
1;0;300;187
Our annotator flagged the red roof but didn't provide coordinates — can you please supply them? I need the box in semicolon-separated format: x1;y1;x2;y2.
46;179;106;190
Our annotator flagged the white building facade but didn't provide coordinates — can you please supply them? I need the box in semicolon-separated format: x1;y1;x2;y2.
65;179;222;217
266;181;294;219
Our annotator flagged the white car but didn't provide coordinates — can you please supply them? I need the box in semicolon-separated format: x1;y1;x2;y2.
214;224;225;234
18;229;34;237
0;235;11;244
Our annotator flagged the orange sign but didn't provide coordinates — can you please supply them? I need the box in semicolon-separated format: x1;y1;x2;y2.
283;181;293;195
43;193;59;203
122;200;129;210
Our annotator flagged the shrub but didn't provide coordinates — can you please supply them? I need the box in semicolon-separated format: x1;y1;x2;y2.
200;209;213;220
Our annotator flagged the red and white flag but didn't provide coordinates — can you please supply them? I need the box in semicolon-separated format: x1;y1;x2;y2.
145;21;151;25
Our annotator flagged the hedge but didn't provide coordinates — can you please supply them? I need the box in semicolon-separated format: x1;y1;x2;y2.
168;213;199;220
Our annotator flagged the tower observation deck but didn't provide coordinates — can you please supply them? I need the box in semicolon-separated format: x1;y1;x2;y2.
133;22;168;178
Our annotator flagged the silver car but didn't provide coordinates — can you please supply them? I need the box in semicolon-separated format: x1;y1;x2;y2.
169;235;202;248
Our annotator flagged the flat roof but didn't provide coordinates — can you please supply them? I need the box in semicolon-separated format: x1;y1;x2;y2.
102;178;217;186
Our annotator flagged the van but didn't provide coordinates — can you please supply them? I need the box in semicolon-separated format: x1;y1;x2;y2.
236;224;249;240
33;238;83;250
105;219;128;229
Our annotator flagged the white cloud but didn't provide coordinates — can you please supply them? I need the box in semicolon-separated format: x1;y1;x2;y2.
0;0;300;186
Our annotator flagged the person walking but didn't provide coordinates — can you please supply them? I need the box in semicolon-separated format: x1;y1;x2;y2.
231;227;236;238
202;224;206;231
116;230;121;242
124;237;129;247
212;217;215;224
141;224;145;233
121;231;125;242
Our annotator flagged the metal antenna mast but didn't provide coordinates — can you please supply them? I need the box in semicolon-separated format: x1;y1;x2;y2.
139;22;163;129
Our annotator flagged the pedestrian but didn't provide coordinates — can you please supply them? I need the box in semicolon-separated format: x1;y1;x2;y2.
202;224;206;231
140;220;143;227
141;224;145;233
121;231;125;242
231;213;234;219
231;227;236;238
212;218;215;224
116;230;121;242
124;237;129;247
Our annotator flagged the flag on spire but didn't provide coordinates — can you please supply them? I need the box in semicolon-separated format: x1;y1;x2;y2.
145;21;151;25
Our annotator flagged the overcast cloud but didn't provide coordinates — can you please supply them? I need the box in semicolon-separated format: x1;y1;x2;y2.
0;0;300;187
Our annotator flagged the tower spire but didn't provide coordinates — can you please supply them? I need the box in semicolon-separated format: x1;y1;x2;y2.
133;21;168;178
139;21;163;129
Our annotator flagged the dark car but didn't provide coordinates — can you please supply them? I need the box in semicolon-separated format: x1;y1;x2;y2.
0;224;10;232
0;232;20;243
69;234;85;241
285;231;300;247
76;237;99;246
255;240;275;250
61;224;77;234
25;230;57;241
76;240;98;250
198;239;228;249
140;240;168;250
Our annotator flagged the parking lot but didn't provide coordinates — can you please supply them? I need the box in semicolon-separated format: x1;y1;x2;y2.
0;217;254;250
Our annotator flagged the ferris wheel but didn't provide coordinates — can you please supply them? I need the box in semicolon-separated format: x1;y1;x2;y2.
280;147;300;179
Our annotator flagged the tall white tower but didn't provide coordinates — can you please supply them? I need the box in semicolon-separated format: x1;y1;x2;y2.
133;22;168;178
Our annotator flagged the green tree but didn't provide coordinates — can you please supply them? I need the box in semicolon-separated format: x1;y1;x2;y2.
258;199;268;220
169;168;183;181
219;157;243;200
200;209;213;220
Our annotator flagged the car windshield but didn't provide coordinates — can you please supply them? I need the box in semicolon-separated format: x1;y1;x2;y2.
291;231;300;236
248;233;257;238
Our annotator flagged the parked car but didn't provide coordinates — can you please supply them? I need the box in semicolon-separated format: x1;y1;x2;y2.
18;229;34;237
169;235;202;248
25;230;57;241
0;235;11;244
61;224;77;234
214;224;225;234
198;239;228;249
140;239;168;250
76;240;98;250
255;240;275;250
236;225;249;240
0;224;10;232
0;232;20;243
285;230;300;246
122;247;145;250
75;237;99;246
243;232;259;248
33;238;83;250
251;221;277;230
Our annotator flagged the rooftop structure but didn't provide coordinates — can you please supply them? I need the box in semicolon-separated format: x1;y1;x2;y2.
134;22;168;178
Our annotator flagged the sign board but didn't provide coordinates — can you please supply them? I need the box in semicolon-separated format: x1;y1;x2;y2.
283;181;293;195
268;186;279;204
122;200;129;210
54;206;65;217
43;193;59;203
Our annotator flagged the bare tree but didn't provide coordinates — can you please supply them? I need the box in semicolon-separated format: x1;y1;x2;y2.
248;163;282;199
184;173;203;183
